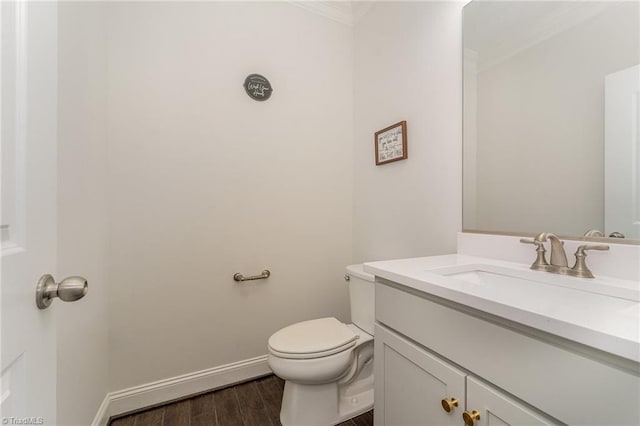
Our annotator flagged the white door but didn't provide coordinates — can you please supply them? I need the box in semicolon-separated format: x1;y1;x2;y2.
1;1;59;423
605;64;640;239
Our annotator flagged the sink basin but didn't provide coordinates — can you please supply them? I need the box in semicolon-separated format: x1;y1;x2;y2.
446;269;532;286
364;254;640;362
431;264;640;302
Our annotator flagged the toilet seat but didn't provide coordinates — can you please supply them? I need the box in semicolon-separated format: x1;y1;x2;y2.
268;317;358;360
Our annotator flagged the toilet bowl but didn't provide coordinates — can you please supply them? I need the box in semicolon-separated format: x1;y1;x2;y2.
267;265;375;426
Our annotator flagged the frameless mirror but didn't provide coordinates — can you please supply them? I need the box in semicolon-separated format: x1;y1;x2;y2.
462;0;640;242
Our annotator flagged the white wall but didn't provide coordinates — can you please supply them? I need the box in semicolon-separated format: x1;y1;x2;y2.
463;49;478;230
57;3;110;424
54;1;465;409
105;2;354;390
352;1;463;262
473;3;639;235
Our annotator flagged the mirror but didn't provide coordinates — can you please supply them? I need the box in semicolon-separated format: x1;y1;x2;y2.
462;0;640;242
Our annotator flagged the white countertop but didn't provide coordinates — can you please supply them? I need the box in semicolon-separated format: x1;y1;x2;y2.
364;254;640;363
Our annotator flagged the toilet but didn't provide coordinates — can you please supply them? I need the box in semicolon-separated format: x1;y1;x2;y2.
267;264;375;426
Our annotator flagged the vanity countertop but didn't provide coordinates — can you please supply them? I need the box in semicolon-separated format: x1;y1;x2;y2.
364;254;640;363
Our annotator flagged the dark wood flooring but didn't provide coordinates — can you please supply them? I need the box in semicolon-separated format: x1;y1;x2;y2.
109;374;373;426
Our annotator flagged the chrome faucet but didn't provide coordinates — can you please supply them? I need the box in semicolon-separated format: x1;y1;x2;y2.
520;233;609;278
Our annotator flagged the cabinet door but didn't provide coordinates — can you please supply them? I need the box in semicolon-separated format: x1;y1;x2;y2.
375;324;466;426
466;377;556;426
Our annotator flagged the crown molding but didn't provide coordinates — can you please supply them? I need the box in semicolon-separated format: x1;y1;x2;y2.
289;1;355;26
352;2;375;25
477;2;615;72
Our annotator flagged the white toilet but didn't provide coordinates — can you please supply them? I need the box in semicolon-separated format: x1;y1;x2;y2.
267;264;375;426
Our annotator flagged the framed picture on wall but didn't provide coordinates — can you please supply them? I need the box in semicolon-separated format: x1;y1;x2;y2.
375;121;407;165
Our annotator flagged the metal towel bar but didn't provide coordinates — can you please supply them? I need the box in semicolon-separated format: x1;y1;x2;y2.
233;270;270;282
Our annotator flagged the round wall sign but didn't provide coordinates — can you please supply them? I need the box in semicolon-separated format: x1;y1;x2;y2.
244;74;273;101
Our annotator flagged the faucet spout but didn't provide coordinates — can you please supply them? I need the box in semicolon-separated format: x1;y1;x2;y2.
535;233;568;267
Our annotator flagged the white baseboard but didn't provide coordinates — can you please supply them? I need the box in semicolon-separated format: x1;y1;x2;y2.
92;355;271;426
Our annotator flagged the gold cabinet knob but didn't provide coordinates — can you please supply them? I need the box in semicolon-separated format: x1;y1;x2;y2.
462;410;480;426
441;397;458;413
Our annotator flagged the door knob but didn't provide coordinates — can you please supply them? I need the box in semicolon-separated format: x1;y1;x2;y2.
35;274;88;309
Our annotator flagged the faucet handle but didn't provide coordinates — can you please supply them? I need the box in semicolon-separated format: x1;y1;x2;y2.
577;244;610;253
520;238;550;271
569;244;610;278
583;229;604;237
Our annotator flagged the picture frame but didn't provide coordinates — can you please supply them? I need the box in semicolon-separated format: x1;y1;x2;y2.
375;120;407;165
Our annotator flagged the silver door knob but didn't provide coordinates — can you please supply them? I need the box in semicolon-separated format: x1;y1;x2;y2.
35;274;88;310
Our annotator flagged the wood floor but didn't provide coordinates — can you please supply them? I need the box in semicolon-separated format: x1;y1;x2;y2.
109;375;374;426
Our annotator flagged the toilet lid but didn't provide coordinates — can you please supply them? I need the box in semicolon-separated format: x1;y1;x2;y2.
268;317;358;359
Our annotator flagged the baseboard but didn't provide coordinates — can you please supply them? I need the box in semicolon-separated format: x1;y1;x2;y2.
92;355;271;426
92;395;111;426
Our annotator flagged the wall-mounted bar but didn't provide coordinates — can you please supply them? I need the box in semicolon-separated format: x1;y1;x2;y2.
233;270;270;282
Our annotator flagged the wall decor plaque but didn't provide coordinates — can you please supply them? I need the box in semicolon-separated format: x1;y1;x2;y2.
244;74;273;101
375;120;407;165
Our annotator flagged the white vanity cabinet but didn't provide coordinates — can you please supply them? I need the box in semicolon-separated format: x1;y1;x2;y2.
465;376;549;426
374;280;640;426
375;324;552;426
374;324;466;426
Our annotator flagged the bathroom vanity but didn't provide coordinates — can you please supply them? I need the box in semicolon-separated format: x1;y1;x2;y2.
381;1;640;424
365;249;640;426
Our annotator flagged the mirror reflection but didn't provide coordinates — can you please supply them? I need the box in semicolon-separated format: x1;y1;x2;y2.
463;1;640;241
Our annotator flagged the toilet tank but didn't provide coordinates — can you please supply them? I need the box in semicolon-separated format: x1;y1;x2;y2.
346;264;375;335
